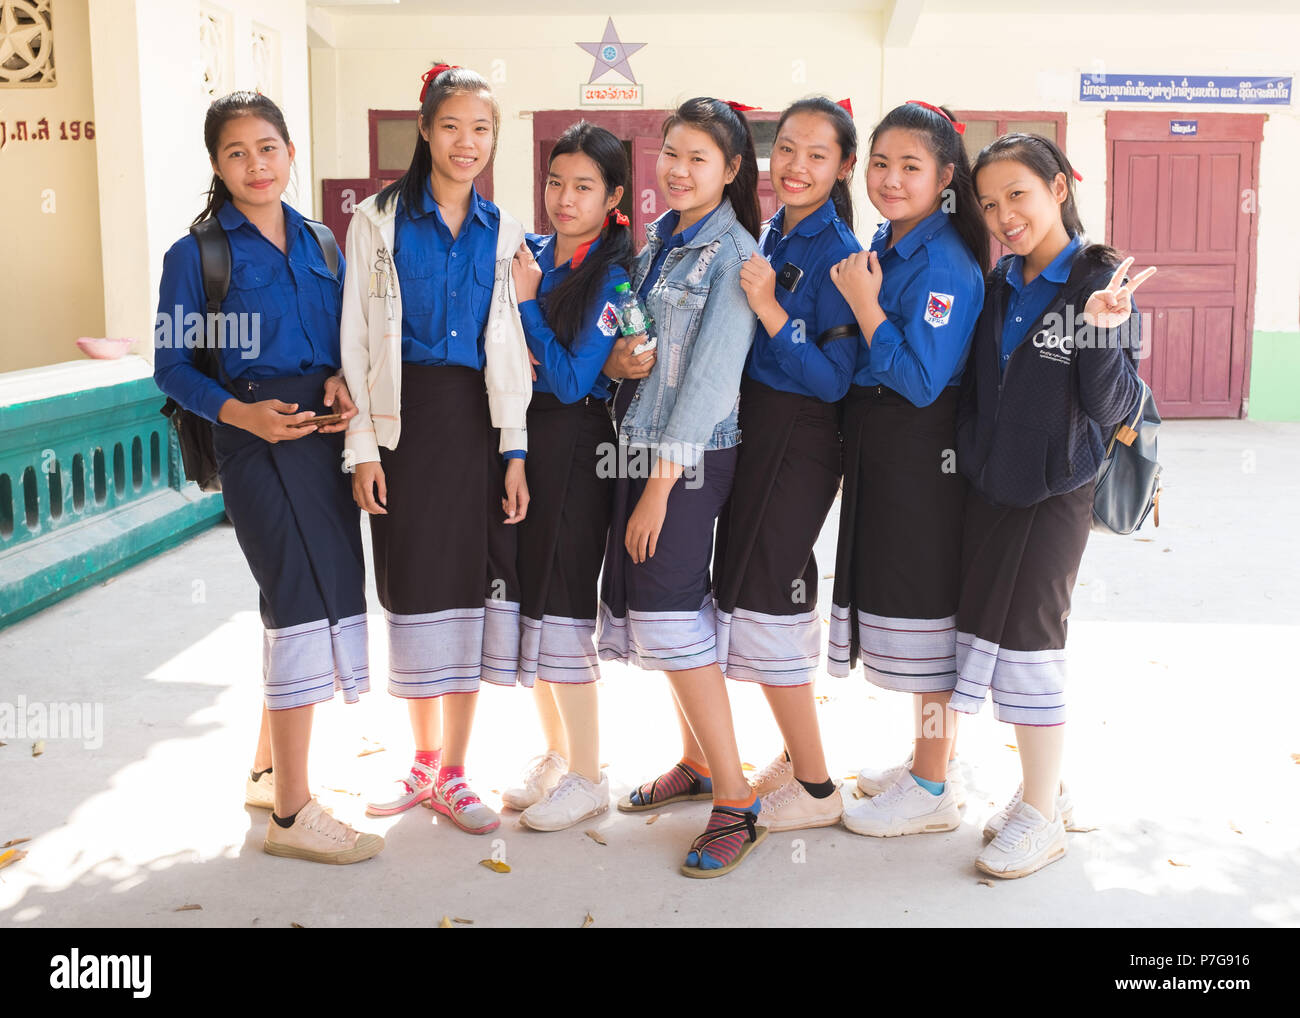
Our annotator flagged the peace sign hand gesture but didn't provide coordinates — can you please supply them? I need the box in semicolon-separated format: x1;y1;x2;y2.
1082;256;1156;330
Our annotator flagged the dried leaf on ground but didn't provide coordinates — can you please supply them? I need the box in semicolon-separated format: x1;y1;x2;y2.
356;744;386;758
1066;824;1100;833
741;762;755;772
479;859;510;873
174;904;202;912
291;922;305;928
32;741;44;757
978;879;995;887
645;814;660;825
325;788;360;797
1168;859;1190;867
2;838;30;849
581;912;594;928
1228;821;1243;835
452;917;473;925
1291;753;1300;764
585;829;607;846
0;848;28;870
1004;744;1018;753
438;916;453;928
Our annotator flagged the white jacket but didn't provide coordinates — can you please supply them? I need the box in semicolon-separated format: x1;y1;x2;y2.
339;190;531;466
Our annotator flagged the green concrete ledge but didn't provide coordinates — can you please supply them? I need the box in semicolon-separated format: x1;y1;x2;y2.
1247;331;1300;421
0;357;227;629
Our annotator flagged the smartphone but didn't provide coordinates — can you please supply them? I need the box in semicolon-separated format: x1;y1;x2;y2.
633;337;657;356
290;412;345;429
777;262;804;293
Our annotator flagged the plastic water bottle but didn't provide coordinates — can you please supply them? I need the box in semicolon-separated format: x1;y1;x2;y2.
613;282;655;347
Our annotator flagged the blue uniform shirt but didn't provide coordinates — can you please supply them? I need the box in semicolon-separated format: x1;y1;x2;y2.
1001;233;1084;373
745;199;861;403
394;182;499;369
638;204;719;303
154;200;345;424
519;233;628;404
856;206;984;407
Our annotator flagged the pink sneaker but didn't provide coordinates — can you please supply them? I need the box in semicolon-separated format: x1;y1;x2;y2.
366;761;436;817
431;774;500;835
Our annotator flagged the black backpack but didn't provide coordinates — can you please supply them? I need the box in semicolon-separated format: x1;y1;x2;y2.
160;216;340;492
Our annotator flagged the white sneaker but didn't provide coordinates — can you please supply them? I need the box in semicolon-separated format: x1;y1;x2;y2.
976;801;1066;879
245;768;275;809
983;781;1075;842
841;770;961;837
521;772;610;832
856;752;967;808
759;779;843;832
502;750;568;811
748;752;794;798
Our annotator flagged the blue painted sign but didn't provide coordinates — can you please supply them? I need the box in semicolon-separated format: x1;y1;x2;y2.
1079;75;1291;105
1170;120;1198;135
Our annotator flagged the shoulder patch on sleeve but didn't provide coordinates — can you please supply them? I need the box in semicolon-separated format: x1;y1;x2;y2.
598;301;620;338
924;291;954;327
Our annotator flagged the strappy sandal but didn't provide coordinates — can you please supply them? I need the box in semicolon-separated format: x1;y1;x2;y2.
617;762;714;813
679;806;768;879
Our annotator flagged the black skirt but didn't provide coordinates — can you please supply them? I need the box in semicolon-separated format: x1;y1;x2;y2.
212;370;369;710
714;378;840;686
369;363;521;697
950;479;1094;726
516;391;615;685
828;384;966;692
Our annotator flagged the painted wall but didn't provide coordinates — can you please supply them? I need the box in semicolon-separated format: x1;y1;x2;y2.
0;0;105;373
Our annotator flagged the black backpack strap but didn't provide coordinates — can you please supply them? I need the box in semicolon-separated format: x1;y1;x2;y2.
305;220;341;278
188;217;232;384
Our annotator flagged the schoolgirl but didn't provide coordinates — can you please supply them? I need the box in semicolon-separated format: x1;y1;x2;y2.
597;97;764;878
954;133;1151;878
341;64;532;835
712;97;862;832
154;91;382;864
828;101;988;838
498;122;633;831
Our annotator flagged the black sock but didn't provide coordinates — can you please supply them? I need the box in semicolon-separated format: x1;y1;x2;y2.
798;777;836;799
271;808;299;828
251;766;273;782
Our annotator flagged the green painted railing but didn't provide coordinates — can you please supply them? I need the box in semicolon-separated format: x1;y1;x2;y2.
0;357;227;627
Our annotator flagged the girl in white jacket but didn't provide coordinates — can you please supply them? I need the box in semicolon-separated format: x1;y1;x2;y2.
342;63;532;835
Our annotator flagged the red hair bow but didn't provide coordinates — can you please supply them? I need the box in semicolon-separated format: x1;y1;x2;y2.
419;63;459;104
607;208;630;227
724;101;760;113
906;99;965;135
837;98;853;117
1071;169;1084;182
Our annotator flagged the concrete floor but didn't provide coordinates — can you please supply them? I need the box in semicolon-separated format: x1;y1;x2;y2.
1;419;1297;928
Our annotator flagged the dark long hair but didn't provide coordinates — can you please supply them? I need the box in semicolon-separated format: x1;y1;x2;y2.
869;102;989;274
541;122;634;348
660;97;761;239
193;91;292;225
774;97;857;232
972;132;1120;265
377;63;500;215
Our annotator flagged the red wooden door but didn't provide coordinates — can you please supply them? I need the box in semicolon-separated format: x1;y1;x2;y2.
1107;114;1261;417
534;137;559;234
633;135;664;247
321;177;374;251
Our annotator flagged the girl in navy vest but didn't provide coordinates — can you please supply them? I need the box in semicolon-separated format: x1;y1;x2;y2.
955;134;1152;878
828;101;988;839
344;65;532;836
598;98;764;877
499;122;634;830
154;92;382;865
712;97;861;833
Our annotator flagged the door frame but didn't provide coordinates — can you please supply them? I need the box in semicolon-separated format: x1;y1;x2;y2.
1105;111;1265;416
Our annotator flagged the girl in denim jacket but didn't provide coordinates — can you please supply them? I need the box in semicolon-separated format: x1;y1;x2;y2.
596;98;765;878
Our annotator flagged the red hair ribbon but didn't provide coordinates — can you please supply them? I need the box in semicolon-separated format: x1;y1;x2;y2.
906;99;966;135
419;63;459;104
724;101;760;113
1071;168;1084;182
607;208;630;227
837;98;853;117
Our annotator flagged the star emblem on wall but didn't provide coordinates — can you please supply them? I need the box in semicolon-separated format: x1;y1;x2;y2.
576;18;645;84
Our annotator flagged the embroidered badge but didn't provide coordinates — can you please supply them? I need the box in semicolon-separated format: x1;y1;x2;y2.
598;302;620;337
924;291;954;327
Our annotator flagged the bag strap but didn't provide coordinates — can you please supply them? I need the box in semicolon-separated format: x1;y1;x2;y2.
188;217;231;386
305;220;341;278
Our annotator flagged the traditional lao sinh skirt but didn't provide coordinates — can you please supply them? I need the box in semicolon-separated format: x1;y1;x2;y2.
597;380;737;672
368;363;521;697
713;378;841;686
212;369;369;710
828;383;966;693
516;391;615;685
948;480;1094;726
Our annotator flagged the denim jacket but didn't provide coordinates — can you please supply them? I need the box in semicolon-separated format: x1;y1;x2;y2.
620;198;759;468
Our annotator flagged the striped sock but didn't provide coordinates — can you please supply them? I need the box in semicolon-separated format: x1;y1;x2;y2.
686;795;761;871
629;759;712;807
